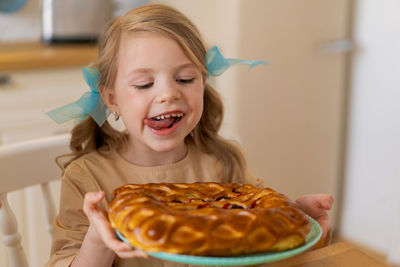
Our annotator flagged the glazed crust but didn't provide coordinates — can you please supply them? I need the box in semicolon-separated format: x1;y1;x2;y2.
108;182;311;256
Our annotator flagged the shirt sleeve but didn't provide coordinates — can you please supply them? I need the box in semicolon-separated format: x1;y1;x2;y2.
45;162;105;267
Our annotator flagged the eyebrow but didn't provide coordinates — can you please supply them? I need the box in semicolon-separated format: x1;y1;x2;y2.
127;63;198;76
175;63;198;71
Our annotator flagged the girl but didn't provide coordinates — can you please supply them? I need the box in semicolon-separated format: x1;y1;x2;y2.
46;4;333;267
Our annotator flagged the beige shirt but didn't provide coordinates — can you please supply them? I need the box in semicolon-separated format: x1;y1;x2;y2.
46;144;262;267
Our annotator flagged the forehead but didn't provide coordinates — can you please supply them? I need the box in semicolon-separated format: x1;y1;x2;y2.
118;31;192;66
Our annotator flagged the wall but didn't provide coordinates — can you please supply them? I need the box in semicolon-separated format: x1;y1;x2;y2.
340;0;400;264
0;0;41;42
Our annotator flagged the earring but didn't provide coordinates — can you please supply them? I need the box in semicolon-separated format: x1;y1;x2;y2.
112;111;120;121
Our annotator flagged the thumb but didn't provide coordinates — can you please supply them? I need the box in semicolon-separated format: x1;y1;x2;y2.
83;191;105;215
320;194;334;210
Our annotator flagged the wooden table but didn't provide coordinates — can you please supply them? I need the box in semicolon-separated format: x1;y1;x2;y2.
261;241;389;267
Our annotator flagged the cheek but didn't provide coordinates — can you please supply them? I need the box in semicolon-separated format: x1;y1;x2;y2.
198;94;204;114
115;86;135;101
191;89;205;120
116;90;147;119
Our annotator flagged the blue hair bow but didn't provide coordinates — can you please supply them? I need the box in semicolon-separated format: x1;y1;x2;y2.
46;66;110;126
206;46;268;77
46;46;268;126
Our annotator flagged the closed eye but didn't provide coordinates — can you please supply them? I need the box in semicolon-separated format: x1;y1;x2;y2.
177;78;195;84
134;83;154;89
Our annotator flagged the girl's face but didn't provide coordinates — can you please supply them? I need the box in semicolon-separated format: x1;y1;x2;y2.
104;31;205;164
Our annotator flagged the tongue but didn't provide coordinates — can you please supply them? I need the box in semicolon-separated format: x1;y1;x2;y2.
145;118;175;130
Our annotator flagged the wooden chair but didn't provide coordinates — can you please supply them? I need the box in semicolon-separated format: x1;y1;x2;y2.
0;134;70;267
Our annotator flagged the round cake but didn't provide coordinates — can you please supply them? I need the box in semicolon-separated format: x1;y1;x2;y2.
108;182;311;256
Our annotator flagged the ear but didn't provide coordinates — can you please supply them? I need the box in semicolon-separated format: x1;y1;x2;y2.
99;87;118;112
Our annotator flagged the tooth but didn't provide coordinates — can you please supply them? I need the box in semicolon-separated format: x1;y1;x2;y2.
165;114;171;118
156;116;161;120
161;115;165;119
171;114;176;117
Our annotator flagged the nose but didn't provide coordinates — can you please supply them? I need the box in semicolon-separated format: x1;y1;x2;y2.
156;81;181;103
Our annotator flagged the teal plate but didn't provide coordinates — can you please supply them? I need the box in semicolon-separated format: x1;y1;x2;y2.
115;216;322;266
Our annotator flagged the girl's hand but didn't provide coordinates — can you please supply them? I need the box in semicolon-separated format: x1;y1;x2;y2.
83;191;149;259
295;194;334;248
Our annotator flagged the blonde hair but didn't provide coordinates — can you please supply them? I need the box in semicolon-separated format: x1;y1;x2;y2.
64;4;246;182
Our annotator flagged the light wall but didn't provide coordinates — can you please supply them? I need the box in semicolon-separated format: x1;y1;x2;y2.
0;0;41;42
340;0;400;263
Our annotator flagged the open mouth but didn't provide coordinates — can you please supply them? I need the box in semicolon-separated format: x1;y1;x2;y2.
146;112;184;130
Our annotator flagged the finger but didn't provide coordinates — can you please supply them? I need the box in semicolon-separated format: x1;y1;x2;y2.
313;194;334;210
321;194;334;210
83;192;127;250
296;194;333;212
92;216;131;251
314;225;332;249
312;215;332;250
318;216;331;236
117;249;149;259
94;218;141;254
296;197;320;217
83;192;149;258
111;242;136;254
324;228;333;245
296;195;317;211
83;191;105;215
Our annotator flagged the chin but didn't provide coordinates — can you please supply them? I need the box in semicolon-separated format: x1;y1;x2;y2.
149;141;185;154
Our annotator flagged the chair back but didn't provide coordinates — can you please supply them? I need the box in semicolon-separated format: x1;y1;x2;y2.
0;134;70;267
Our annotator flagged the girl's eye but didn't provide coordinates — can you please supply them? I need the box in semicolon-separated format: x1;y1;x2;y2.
134;83;154;89
177;78;195;84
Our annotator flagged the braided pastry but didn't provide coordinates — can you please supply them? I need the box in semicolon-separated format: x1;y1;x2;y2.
108;182;311;256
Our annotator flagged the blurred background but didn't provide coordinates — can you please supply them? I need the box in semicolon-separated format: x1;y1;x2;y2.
0;0;399;266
